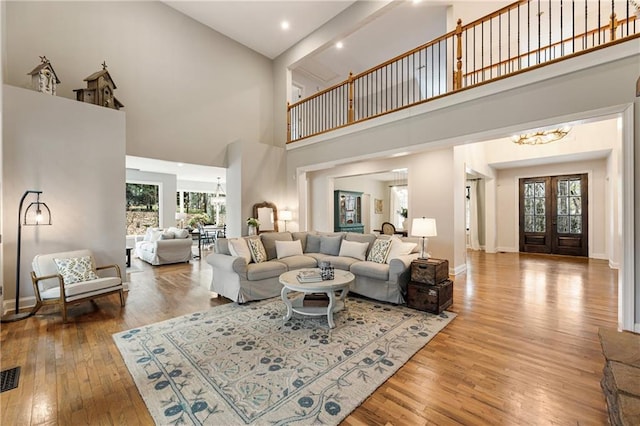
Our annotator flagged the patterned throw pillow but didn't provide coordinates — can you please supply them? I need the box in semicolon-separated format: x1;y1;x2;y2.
247;238;267;264
366;239;393;264
53;256;99;284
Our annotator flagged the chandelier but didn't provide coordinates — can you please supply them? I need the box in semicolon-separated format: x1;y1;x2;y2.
512;126;571;145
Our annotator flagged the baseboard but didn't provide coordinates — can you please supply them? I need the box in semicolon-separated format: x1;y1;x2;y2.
608;260;620;269
2;297;36;316
590;252;608;260
496;246;518;253
451;263;467;276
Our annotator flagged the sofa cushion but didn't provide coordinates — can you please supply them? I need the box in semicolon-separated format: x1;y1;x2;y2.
277;255;317;270
136;241;155;253
303;252;326;262
367;239;393;263
323;256;359;271
260;232;293;260
305;234;321;253
228;238;252;263
276;240;303;259
320;235;343;256
160;231;175;240
148;229;163;242
350;261;390;281
345;233;377;256
338;240;368;260
54;256;99;284
386;238;417;263
215;238;231;255
400;237;422;253
246;261;287;281
247;238;268;263
292;232;308;252
171;228;190;239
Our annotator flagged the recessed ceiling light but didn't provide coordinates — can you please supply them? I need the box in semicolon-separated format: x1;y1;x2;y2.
336;41;343;49
281;21;289;30
412;0;422;4
177;162;184;167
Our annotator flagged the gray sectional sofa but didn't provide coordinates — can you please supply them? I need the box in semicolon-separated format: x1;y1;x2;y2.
206;231;421;304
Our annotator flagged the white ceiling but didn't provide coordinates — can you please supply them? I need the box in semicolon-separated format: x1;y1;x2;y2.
126;156;226;183
164;1;450;88
164;1;357;59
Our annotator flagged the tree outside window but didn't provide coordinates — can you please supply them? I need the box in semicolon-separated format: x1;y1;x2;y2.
126;183;159;235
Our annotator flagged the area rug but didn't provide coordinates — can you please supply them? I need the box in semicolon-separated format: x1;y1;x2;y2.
113;297;455;425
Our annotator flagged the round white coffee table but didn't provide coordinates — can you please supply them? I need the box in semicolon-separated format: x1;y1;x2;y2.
279;268;355;328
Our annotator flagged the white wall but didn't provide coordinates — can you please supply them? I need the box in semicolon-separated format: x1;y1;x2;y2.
226;141;286;237
126;169;178;230
3;85;126;311
3;1;275;167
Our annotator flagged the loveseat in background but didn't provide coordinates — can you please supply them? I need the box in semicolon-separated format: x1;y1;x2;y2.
135;227;193;266
206;231;420;304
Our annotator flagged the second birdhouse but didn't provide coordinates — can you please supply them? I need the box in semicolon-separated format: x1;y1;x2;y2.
74;62;124;110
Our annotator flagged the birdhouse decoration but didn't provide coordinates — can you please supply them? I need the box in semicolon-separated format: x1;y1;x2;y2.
73;62;124;110
27;56;60;95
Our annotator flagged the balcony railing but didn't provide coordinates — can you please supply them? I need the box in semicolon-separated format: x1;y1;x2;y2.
287;0;639;143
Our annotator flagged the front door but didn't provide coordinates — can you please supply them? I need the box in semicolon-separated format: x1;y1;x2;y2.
519;174;588;256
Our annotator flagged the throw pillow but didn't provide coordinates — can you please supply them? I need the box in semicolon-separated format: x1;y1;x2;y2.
276;240;303;259
160;232;175;240
173;228;190;239
320;235;343;256
338;240;368;261
149;229;163;242
247;238;267;264
386;239;417;263
305;234;321;253
54;256;99;284
228;238;252;263
367;238;393;264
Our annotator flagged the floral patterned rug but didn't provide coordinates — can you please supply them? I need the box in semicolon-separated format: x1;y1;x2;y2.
113;297;455;425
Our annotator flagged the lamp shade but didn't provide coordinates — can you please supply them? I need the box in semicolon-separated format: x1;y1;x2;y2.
411;217;437;237
280;210;293;221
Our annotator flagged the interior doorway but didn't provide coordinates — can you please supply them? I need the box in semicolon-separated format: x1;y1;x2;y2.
519;173;588;256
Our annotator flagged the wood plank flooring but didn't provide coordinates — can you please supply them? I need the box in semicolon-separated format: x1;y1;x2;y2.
1;250;616;425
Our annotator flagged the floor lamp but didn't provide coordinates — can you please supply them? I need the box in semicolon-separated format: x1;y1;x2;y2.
411;217;437;259
1;190;52;323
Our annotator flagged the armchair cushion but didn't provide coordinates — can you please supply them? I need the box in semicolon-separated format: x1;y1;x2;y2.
53;255;99;284
40;277;121;301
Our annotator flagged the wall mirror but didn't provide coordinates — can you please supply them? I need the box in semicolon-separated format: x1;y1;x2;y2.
253;201;278;233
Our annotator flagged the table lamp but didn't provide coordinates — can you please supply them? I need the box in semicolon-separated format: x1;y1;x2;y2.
280;210;292;231
411;217;437;259
175;212;187;228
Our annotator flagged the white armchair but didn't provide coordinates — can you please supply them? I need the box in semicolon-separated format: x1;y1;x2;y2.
30;249;125;322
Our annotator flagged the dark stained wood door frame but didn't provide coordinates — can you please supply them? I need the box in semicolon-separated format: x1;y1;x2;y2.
519;173;588;257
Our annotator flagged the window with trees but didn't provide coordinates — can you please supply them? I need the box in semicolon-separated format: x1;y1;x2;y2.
177;191;226;228
126;183;159;235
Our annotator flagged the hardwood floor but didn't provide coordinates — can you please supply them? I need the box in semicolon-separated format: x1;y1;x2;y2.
1;250;616;425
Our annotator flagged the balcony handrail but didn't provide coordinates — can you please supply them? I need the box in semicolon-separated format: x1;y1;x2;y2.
464;14;637;79
287;0;640;143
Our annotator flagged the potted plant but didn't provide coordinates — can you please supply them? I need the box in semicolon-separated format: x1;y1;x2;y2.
246;217;260;235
